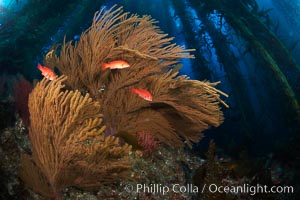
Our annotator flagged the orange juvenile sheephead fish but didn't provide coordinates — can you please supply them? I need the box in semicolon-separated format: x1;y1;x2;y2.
101;60;130;70
131;88;153;101
37;63;57;80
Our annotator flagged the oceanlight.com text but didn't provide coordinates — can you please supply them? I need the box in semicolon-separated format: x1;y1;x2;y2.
207;183;293;196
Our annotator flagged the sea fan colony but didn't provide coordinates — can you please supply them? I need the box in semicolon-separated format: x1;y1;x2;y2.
20;6;228;198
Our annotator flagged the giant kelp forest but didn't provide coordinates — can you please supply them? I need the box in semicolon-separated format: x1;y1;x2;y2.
0;0;300;199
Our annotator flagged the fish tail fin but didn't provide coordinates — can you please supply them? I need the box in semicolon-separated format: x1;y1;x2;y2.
131;88;137;94
101;62;108;70
37;63;43;71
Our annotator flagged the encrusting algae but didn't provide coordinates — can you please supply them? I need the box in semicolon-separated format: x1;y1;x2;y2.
19;5;228;199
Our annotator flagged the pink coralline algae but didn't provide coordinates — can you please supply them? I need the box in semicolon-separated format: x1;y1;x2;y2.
138;131;159;153
13;78;32;128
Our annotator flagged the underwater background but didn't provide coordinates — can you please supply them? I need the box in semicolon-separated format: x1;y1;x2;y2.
0;0;300;199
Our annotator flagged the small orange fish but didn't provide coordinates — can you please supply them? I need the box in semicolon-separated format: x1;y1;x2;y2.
131;88;153;101
101;60;130;70
37;63;57;80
